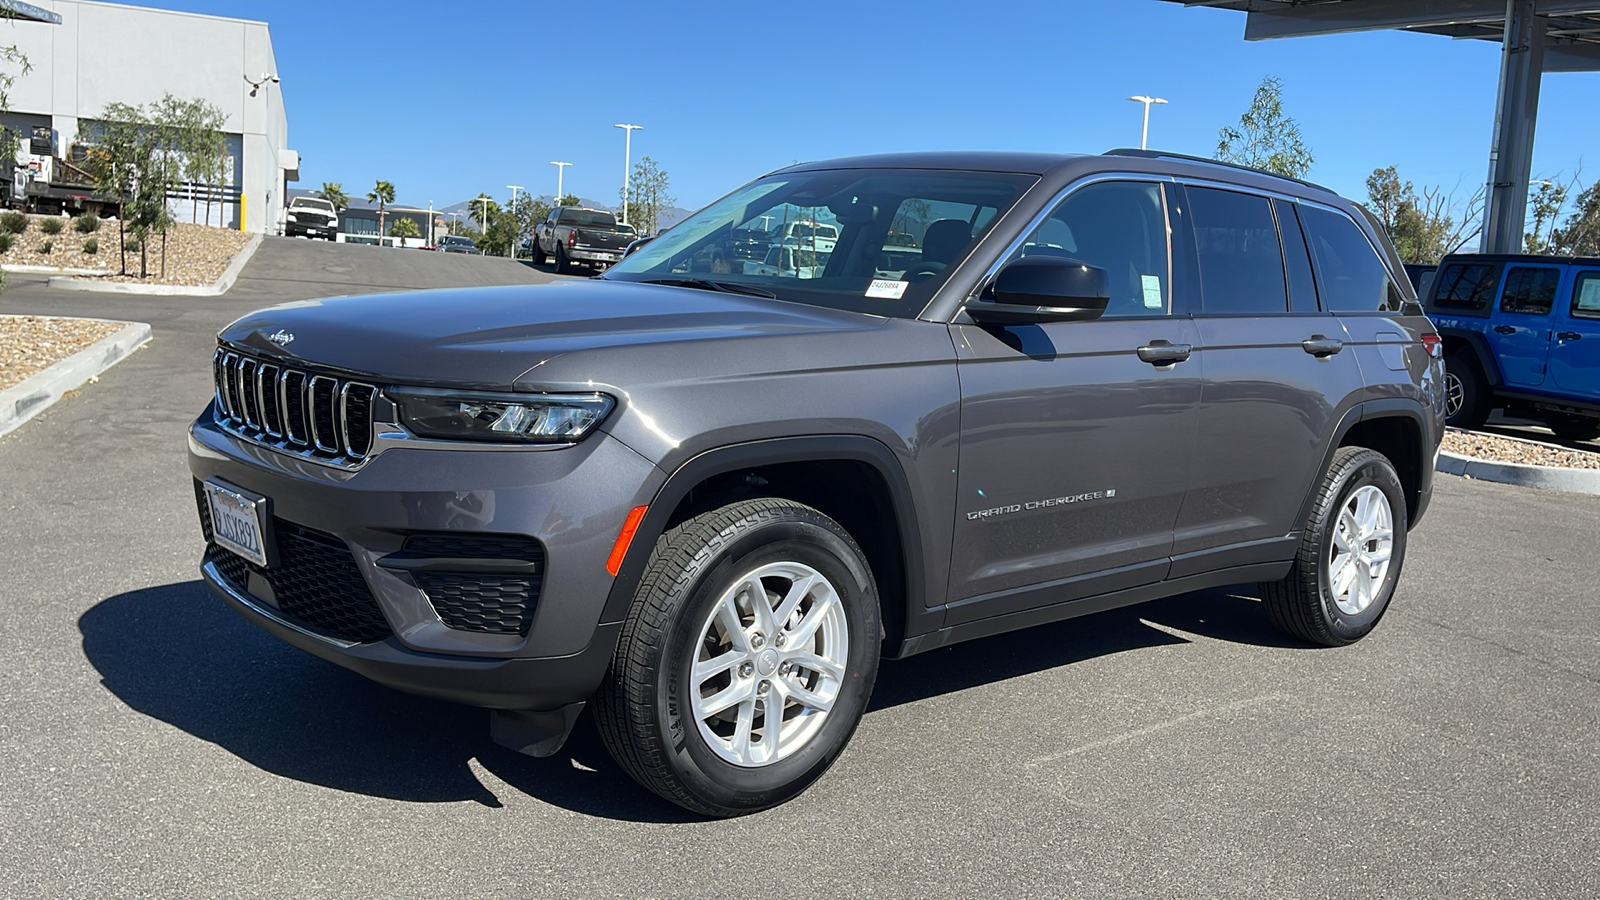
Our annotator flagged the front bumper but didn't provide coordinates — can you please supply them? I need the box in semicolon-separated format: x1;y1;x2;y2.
188;408;663;705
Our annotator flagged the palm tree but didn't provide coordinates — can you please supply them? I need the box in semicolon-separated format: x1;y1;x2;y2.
469;193;497;231
317;182;350;212
367;180;395;245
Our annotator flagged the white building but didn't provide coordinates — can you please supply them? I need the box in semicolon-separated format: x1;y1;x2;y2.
2;0;295;233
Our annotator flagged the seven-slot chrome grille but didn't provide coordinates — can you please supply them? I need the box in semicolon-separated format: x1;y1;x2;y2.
213;345;378;466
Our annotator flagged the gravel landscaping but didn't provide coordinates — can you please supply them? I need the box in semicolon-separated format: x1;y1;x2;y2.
0;215;250;286
1443;428;1600;470
0;314;125;390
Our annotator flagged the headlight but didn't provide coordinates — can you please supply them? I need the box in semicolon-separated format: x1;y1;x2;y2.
390;388;615;444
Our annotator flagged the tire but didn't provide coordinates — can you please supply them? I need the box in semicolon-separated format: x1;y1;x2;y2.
1444;352;1491;429
1543;413;1600;443
554;245;570;274
531;240;547;265
593;498;881;817
1261;446;1408;647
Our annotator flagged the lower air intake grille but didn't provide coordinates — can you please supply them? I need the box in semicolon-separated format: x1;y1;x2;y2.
195;481;393;644
394;532;544;636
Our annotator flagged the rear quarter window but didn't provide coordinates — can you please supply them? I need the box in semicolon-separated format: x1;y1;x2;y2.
1500;266;1560;316
1300;205;1402;313
1428;263;1502;316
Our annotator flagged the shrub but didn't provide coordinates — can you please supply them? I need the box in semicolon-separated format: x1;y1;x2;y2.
74;213;100;234
38;239;52;254
0;211;28;234
125;236;142;254
39;216;63;236
0;233;13;253
82;237;98;255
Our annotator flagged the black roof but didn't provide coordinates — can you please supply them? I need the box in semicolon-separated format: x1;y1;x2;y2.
1440;253;1600;267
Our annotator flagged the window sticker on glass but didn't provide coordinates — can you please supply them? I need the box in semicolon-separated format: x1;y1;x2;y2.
866;279;908;300
1577;277;1600;312
1141;274;1163;309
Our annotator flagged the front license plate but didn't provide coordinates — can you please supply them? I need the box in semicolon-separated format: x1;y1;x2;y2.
205;479;270;567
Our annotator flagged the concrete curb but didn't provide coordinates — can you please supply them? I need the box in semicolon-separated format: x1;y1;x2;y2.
0;319;152;439
1436;450;1600;495
3;263;112;277
44;232;263;296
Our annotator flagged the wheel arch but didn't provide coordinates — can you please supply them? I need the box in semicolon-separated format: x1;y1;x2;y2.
1436;327;1502;388
599;435;932;658
1297;400;1433;531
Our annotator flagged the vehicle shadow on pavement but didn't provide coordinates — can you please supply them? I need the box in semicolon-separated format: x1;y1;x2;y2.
78;581;697;823
869;584;1305;711
79;580;1304;822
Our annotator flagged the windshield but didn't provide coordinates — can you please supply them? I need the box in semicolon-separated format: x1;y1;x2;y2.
293;199;334;211
603;168;1034;318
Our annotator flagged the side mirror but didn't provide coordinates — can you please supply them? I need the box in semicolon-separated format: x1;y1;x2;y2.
967;257;1110;324
623;236;655;259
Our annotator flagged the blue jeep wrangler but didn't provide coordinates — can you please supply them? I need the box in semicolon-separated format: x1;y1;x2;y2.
1425;254;1600;442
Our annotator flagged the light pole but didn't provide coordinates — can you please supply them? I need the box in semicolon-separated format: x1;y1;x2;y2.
472;196;493;255
506;184;523;258
614;123;642;226
1126;95;1168;150
427;200;434;247
549;161;571;207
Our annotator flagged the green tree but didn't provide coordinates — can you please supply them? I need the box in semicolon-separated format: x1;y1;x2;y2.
1217;76;1314;179
1551;183;1599;256
621;156;674;235
152;94;226;228
91;102;178;278
468;193;498;230
1525;177;1576;254
557;193;580;207
367;180;395;244
389;216;420;240
317;182;351;211
526;198;552;226
1365;166;1478;263
0;45;28;291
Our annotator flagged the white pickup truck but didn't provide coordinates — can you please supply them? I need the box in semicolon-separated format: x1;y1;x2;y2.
284;196;339;240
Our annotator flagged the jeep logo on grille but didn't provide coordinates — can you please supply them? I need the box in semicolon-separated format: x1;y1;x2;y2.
266;329;295;347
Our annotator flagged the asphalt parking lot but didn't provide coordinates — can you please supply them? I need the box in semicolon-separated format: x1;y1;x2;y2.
2;239;1598;898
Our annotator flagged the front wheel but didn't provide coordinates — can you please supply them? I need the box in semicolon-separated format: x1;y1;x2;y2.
531;241;547;265
593;499;881;817
1261;447;1408;647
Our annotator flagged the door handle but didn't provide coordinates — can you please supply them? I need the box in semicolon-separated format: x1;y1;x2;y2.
1301;336;1344;357
1557;331;1582;341
1136;340;1192;365
1493;325;1516;335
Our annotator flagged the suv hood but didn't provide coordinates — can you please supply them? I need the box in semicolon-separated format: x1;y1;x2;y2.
220;280;888;391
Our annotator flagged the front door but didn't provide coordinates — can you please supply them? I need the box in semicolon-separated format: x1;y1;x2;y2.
946;180;1199;623
1490;265;1562;388
1550;268;1600;402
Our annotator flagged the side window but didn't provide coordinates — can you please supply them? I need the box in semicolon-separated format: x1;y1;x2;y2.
1429;263;1501;314
1186;187;1286;314
1004;181;1169;317
1574;271;1600;321
1274;200;1320;312
1500;266;1560;316
1299;205;1399;312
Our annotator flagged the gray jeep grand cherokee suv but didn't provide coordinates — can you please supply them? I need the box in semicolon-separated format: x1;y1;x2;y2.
190;149;1445;816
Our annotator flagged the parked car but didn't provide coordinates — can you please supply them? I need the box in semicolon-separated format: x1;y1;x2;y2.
191;149;1442;817
742;243;830;279
532;206;633;273
1423;253;1600;440
726;227;774;262
284;196;339;240
776;218;839;254
436;235;478;255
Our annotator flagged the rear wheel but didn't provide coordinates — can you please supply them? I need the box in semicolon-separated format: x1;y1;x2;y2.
594;499;881;817
1543;413;1600;443
554;244;570;274
1444;352;1491;429
1261;447;1408;647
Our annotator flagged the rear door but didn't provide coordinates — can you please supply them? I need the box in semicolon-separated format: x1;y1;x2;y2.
1169;188;1366;571
1490;265;1562;388
1550;268;1600;401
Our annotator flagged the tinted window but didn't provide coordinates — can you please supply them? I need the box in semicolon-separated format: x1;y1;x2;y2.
1429;263;1501;313
1186;187;1286;314
1274;200;1320;312
1574;271;1600;321
1499;267;1560;316
560;209;616;227
1004;181;1169;317
1300;206;1399;312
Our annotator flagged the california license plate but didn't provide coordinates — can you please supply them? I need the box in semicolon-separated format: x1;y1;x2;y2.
204;479;270;567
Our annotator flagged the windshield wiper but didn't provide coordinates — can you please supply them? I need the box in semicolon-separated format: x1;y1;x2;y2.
642;278;779;300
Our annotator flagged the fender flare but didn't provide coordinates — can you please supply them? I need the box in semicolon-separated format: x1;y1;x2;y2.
598;435;932;649
1436;327;1502;388
1293;398;1433;529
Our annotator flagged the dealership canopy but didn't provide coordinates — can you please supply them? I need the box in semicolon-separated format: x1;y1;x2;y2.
1163;0;1600;253
0;0;60;24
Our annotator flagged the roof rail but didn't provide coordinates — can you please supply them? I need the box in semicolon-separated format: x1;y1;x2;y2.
1102;148;1336;195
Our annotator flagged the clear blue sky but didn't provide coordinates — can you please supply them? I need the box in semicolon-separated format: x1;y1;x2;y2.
133;0;1597;213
